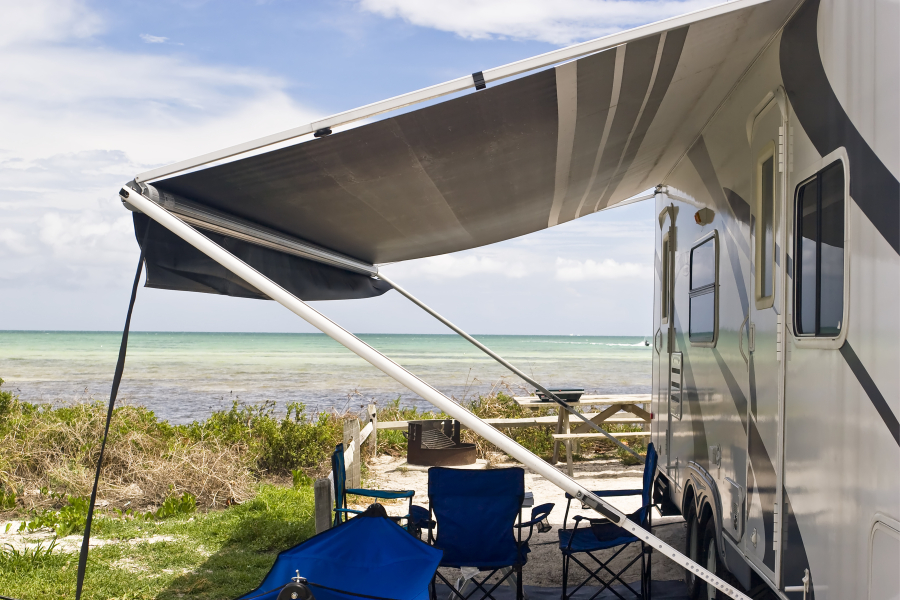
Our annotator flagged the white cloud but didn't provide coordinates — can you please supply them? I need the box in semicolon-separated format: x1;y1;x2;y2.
385;254;529;280
355;0;721;45
0;0;322;291
140;34;169;44
555;257;651;281
0;0;102;48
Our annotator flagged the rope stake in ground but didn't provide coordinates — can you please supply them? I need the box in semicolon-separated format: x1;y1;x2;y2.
74;247;145;600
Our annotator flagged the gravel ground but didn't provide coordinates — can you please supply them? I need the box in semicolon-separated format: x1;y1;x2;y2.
362;454;687;589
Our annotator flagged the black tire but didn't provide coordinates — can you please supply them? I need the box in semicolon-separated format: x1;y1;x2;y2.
684;502;703;599
698;516;742;600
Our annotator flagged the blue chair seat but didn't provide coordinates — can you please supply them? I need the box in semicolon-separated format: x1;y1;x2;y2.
558;523;638;554
345;488;415;500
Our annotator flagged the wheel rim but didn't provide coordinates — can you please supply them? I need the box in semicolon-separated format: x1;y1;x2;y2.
706;536;717;600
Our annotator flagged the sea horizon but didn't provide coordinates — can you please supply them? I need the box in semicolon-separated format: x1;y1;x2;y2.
0;331;654;424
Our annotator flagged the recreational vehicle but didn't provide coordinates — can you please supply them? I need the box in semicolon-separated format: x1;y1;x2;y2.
100;0;897;598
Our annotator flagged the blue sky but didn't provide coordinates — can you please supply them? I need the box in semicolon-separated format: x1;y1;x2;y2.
0;0;720;335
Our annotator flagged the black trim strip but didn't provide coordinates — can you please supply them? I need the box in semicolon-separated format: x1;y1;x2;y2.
589;35;661;210
781;0;900;254
711;348;748;434
747;417;777;570
688;137;750;316
840;342;900;447
597;27;689;209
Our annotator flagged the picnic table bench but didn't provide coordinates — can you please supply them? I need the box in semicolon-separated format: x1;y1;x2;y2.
512;394;651;476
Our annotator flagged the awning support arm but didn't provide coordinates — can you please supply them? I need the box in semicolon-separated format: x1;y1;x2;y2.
119;185;751;600
376;272;642;460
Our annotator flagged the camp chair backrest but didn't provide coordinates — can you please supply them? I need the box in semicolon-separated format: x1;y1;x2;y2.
428;467;525;568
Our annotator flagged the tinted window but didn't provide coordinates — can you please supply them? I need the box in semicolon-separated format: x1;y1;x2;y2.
690;293;715;342
796;178;818;334
795;161;844;337
691;238;716;290
689;234;717;344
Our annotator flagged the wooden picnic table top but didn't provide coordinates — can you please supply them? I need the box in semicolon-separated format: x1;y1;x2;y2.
512;394;651;408
376;414;646;431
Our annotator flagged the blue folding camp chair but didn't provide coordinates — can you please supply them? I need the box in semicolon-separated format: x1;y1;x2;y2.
558;443;658;600
423;467;553;600
331;443;416;528
238;503;443;600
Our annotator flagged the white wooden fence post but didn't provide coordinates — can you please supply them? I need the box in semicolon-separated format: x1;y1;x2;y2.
343;418;361;489
314;477;333;533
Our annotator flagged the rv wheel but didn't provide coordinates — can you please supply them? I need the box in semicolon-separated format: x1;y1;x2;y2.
684;503;703;599
700;517;737;600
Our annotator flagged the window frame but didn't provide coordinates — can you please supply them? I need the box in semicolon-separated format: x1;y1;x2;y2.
755;141;777;309
791;148;850;350
689;230;719;348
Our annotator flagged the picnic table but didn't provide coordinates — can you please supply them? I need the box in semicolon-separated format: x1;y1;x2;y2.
512;394;652;476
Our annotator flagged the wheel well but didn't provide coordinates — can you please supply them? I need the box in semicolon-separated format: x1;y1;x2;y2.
682;484;696;518
682;481;715;529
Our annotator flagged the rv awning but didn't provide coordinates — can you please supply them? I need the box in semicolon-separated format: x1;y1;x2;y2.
129;0;796;299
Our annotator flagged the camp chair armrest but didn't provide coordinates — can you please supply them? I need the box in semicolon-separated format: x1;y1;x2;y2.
564;489;642;499
345;488;415;500
517;503;554;528
334;508;364;515
515;503;554;545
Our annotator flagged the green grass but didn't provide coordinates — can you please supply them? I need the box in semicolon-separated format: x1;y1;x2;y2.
0;379;647;599
0;484;316;600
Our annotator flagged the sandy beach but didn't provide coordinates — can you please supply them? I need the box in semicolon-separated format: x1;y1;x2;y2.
362;453;686;588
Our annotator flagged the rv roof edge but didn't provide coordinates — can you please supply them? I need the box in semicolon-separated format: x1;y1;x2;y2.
120;184;752;600
133;0;774;185
376;272;643;460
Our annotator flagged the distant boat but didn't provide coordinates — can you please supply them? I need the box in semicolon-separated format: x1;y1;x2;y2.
643;338;650;346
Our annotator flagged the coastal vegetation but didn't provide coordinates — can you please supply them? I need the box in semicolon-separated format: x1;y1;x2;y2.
0;379;645;599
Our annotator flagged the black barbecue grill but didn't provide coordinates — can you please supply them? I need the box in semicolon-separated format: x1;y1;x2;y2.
406;420;476;467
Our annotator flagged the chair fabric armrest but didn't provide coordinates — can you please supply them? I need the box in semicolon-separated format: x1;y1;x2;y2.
334;508;364;515
517;503;554;528
564;489;643;499
345;488;415;500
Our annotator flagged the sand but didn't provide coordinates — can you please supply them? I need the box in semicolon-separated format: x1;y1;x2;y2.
360;453;687;588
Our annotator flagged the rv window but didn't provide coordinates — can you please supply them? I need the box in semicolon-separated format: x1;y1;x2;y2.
795;161;845;337
757;152;775;305
689;235;717;344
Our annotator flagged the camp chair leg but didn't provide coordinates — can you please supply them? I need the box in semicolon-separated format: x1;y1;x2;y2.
563;544;645;600
454;575;476;600
496;566;527;600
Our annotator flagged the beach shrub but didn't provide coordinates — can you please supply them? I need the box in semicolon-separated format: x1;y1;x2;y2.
0;380;342;512
182;400;343;476
0;380;253;511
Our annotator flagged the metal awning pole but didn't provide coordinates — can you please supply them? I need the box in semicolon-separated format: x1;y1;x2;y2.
376;273;642;459
120;185;750;600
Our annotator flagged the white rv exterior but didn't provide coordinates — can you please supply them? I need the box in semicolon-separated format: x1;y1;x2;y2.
650;0;899;598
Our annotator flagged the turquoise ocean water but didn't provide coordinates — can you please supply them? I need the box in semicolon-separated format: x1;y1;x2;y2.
0;332;651;424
